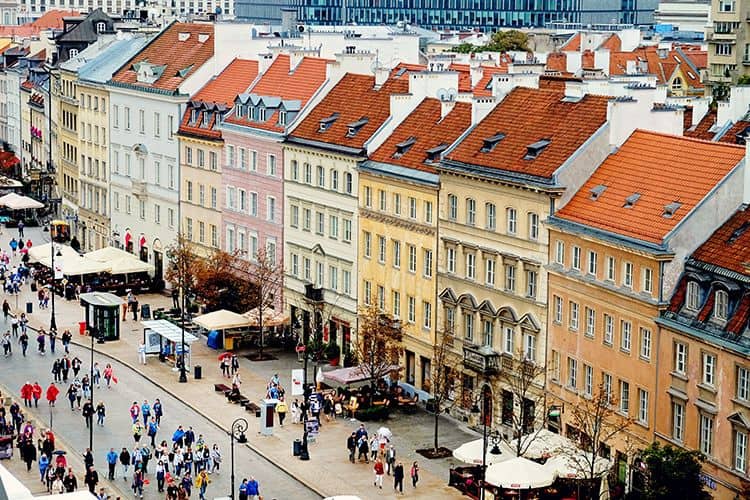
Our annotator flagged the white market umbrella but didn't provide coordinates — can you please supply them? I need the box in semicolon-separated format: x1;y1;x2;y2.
544;453;611;480
514;428;576;459
453;438;514;466
193;309;252;331
485;457;556;489
377;427;393;440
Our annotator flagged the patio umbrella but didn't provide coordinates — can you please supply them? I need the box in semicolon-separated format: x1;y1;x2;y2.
544;453;611;480
484;457;556;489
377;427;392;440
453;438;513;466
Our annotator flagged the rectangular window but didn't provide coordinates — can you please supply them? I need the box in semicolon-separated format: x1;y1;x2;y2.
168;208;174;228
551;350;560;382
639;328;652;360
503;327;514;354
364;186;372;208
343;219;352;243
304;258;312;281
168;115;174;140
211;188;217;209
735;430;748;473
363;232;372;258
466;199;476;225
606;256;615;281
392;241;401;268
486;203;496;230
343;270;351;295
226;145;236;168
674;342;687;374
619;380;630;415
317;165;325;187
113;105;119;128
585;307;595;338
554;296;563;323
304;163;312;183
584;364;593;396
485;258;495;286
672;402;685;442
483;320;494;347
524;333;536;361
378;189;386;211
424;250;433;277
569;302;579;330
291;254;299;276
703;353;716;386
700;414;714;455
572;246;581;270
377;285;385;310
425;201;433;223
378;236;386;263
525;270;537;299
555;240;564;265
290;205;299;228
392;291;400;318
528;212;539;240
154;112;160;137
643;268;653;293
329;215;339;239
139;109;145;133
209;151;217;171
330;170;338;190
423;302;432;330
603;373;613;403
506;207;517;234
638;389;649;425
394;194;401;215
124;107;130;130
738;366;750;401
408;296;416;323
267;155;277;176
464;314;474;341
567;358;577;389
315;211;323;234
408;245;416;273
466;253;476;280
329;266;338;291
624;262;633;288
504;264;516;292
588;250;597;275
447;247;456;273
409;197;417;219
620;321;632;352
604;314;614;345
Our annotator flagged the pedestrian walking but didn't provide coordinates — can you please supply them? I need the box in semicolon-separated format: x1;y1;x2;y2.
84;466;98;494
61;355;71;382
103;363;114;388
181;471;193;497
238;478;249;500
61;329;71;353
346;432;356;463
51;359;62;382
119;447;130;481
38;453;49;483
129;401;140;423
196;469;210;500
394;461;404;493
276;397;287;427
31;381;41;408
18;330;27;356
63;468;78;492
141;399;151;426
17;220;24;238
48;329;56;354
357;435;369;463
92;362;101;388
147;417;159;447
2;299;9;320
410;461;419;488
246;476;260;500
133;421;144;443
132;467;144;498
71;356;81;377
83;448;94;469
153;398;163;424
138;341;146;365
96;401;105;426
156;460;166;492
373;458;385;489
45;383;59;406
51;473;64;494
386;444;396;475
106;448;117;480
20;381;32;407
1;331;11;356
209;444;221;473
82;399;94;428
36;332;45;355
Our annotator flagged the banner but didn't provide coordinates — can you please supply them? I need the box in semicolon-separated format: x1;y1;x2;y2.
291;369;304;395
53;259;63;280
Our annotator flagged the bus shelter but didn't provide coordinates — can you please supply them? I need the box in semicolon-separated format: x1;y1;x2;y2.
141;320;198;369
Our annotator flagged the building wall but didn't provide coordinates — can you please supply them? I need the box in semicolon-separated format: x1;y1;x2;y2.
655;322;749;499
546;226;664;469
358;168;438;392
57;70;80;231
179;134;223;258
108;87;181;279
436;169;550;433
77;80;111;251
220;127;284;277
283;142;358;349
705;0;750;96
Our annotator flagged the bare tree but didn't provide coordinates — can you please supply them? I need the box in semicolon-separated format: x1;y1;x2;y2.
248;247;283;360
354;302;404;405
165;234;202;310
562;383;632;498
430;328;462;451
499;350;548;457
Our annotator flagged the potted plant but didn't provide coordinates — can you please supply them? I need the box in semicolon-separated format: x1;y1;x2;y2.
324;342;341;366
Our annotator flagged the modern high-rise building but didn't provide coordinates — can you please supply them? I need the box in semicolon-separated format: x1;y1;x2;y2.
235;0;658;31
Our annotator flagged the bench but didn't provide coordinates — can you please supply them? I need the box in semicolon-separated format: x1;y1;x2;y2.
214;383;230;393
244;401;260;412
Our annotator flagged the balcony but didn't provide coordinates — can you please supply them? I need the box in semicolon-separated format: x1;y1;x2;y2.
304;284;324;303
463;344;500;376
132;180;147;198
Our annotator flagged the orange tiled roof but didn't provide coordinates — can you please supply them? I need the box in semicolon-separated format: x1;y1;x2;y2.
389;62;426;80
598;34;621;52
224;54;329;133
32;9;80;29
289;73;409;151
561;33;581;51
448;63;471;93
717;120;750;145
684;108;716;140
446;87;609;180
691;206;750;275
556;130;746;244
192;58;258;107
473;66;507;97
609;46;705;88
112;22;214;93
369;99;471;173
546;52;567;73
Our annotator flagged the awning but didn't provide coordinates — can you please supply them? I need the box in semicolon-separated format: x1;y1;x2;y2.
544;453;612;480
141;320;199;344
452;438;515;466
28;243;80;264
513;428;577;459
85;246;134;262
108;257;154;274
484;457;556;489
193;309;252;331
243;307;289;327
0;192;44;209
322;364;400;387
0;151;19;169
39;255;110;276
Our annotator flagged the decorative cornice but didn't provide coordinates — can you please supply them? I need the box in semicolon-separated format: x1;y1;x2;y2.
360;207;435;236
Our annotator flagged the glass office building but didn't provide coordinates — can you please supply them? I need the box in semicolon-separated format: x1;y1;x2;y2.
235;0;658;31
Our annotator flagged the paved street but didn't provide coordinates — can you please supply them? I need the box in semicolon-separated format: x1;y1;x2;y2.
0;225;470;499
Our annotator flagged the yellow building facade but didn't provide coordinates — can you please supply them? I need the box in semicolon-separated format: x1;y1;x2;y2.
56;69;80;237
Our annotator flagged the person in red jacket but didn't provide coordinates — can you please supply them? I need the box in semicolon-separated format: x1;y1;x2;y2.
20;381;33;407
46;383;59;406
31;382;42;408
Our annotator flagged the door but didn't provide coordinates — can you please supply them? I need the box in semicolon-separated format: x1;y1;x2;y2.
405;351;415;385
153;250;163;279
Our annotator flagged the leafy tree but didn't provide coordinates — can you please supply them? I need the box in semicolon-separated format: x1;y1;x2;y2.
165;234;202;312
354;302;404;405
640;442;710;500
453;42;478;54
193;249;255;313
247;247;283;359
486;29;529;52
430;328;461;451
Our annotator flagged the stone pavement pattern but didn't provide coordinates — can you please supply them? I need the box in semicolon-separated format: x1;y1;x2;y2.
3;225;475;499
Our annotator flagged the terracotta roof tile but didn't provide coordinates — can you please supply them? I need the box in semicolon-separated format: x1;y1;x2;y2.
289;73;409;150
389;62;426;80
32;9;80;29
192;58;258;107
561;33;581;51
448;63;471;92
369;99;471;173
684;108;716;140
223;54;329;133
473;66;507;97
446;87;609;180
717;120;750;145
546;52;567;73
692;206;750;276
727;293;750;335
668;276;687;312
557;130;746;244
598;34;621;52
609;46;706;89
112;22;214;93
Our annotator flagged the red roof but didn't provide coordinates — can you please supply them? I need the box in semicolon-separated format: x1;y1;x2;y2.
223;54;329;133
717;120;750;145
609;46;705;89
473;66;508;97
389;62;426;80
369;99;471;173
192;58;258;107
112;23;214;93
561;33;581;51
691;206;750;276
448;63;471;93
557;130;746;244
446;87;609;180
289;73;409;151
599;34;621;52
0;10;79;37
684;108;716;140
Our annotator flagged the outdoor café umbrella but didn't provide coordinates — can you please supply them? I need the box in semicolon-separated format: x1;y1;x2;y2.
484;457;556;490
453;438;513;466
377;427;392;440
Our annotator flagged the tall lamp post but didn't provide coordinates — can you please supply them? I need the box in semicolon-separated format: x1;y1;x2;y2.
471;388;503;500
229;417;248;500
49;242;61;330
88;327;95;451
178;271;187;383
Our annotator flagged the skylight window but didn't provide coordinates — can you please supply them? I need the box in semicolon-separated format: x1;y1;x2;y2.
425;143;448;163
392;137;416;159
623;193;641;208
589;184;607;200
524;139;551;160
663;201;682;218
346;117;369;138
319;113;339;133
480;133;505;153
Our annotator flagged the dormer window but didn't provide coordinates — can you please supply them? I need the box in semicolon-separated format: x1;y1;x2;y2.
202;112;212;128
686;281;700;311
96;22;106;33
392;136;416;159
319;113;339;132
590;184;606;200
258;107;266;121
425;143;448;163
623;193;641;208
524;139;551;160
191;108;199;124
663;201;682;218
346;117;369;138
236;105;244;118
480;133;505;153
279;110;287;126
714;290;729;321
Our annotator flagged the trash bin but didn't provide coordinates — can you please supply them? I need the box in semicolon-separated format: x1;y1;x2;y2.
293;439;302;457
25;302;32;314
194;365;202;380
78;321;87;335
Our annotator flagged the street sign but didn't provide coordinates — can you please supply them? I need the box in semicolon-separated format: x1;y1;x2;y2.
64;215;78;222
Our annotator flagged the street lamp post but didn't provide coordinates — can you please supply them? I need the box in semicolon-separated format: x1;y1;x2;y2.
50;242;59;330
229;417;248;500
178;277;187;383
471;387;502;500
88;327;94;451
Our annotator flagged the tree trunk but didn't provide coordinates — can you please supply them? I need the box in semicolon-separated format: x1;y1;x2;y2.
433;407;439;450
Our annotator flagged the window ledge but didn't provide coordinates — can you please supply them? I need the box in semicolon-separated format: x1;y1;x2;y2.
619;348;631;356
670;371;688;382
635;420;649;430
697;383;718;395
731;398;750;410
639;355;651;363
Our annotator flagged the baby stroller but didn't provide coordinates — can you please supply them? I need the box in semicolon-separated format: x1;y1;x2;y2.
0;435;13;459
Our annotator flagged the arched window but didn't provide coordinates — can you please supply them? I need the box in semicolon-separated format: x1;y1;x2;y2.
686;281;701;311
671;77;683;92
714;289;729;320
